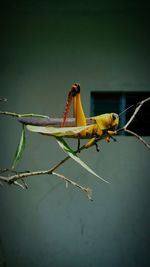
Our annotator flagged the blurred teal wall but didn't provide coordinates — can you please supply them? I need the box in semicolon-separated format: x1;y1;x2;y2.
0;1;150;267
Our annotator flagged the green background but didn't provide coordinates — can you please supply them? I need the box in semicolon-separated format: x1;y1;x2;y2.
0;1;150;266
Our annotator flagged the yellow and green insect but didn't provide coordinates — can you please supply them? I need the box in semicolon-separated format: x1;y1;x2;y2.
19;83;119;151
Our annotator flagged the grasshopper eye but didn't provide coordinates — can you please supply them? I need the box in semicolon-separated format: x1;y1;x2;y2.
112;113;117;120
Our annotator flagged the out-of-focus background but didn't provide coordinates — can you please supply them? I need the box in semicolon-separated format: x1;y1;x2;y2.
0;1;150;266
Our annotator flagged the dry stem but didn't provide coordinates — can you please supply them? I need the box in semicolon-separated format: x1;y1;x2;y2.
116;96;150;149
0;156;92;200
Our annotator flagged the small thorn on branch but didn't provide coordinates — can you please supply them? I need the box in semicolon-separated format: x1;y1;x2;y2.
0;166;92;200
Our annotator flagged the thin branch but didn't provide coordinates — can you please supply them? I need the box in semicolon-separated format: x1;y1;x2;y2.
48;155;70;172
13;181;27;189
116;96;150;149
0;111;20;117
0;168;92;200
124;97;150;129
21;178;28;189
124;129;150;149
53;172;92;200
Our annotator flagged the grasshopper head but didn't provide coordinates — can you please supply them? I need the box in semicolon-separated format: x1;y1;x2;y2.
93;113;119;131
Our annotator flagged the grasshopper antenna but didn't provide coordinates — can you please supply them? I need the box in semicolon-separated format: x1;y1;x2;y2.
119;104;134;117
119;99;146;117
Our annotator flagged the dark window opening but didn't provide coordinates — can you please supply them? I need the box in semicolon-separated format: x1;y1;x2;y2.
91;92;150;136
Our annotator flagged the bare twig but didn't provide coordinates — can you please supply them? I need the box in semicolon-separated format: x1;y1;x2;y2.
13;180;27;189
116;97;150;149
124;129;150;149
53;172;92;200
48;155;70;172
124;97;150;129
0;111;20;117
0;167;92;199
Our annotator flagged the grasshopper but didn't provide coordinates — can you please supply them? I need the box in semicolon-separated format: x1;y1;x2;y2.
19;83;119;151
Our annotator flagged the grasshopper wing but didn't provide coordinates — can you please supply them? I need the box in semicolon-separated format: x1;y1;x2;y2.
26;124;90;137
